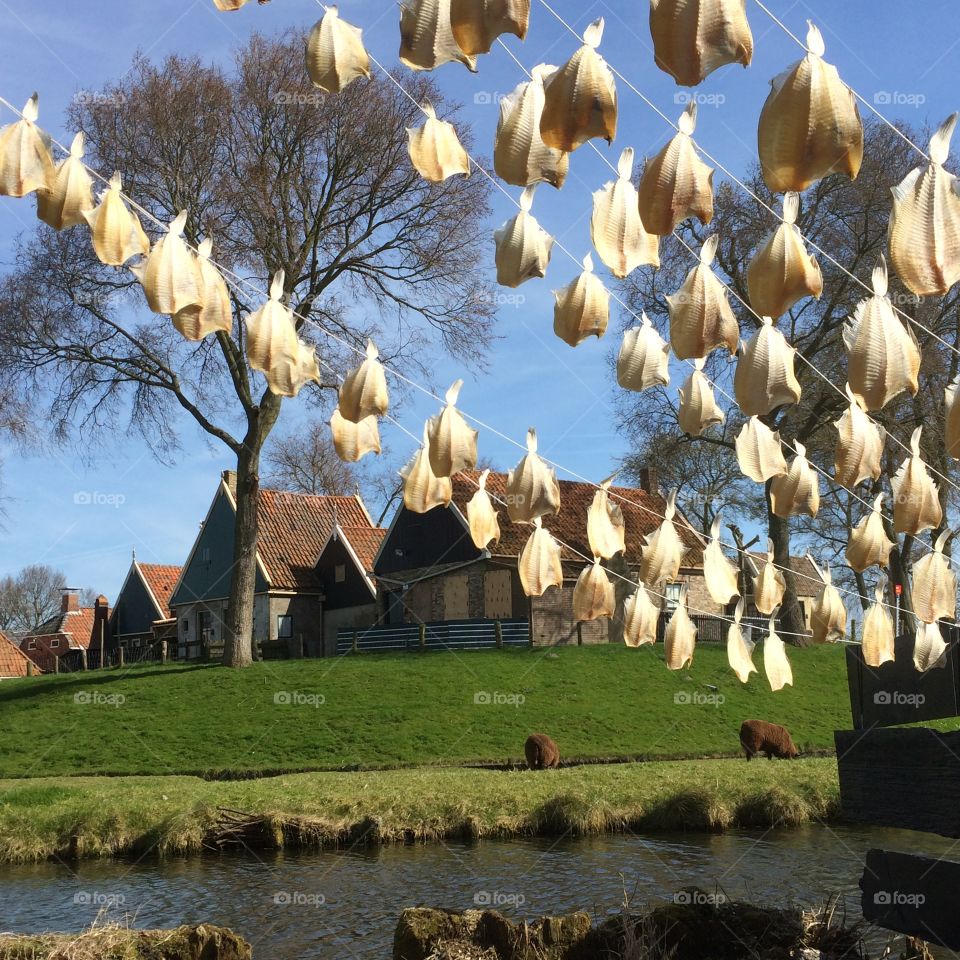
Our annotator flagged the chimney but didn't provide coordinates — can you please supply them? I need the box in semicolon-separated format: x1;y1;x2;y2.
61;588;80;614
637;466;659;495
93;595;110;658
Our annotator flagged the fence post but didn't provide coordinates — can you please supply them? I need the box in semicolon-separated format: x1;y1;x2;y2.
495;619;503;649
161;640;168;664
849;619;858;644
53;655;59;675
419;622;426;652
352;630;359;653
26;660;33;677
81;649;88;671
577;623;583;646
117;647;125;669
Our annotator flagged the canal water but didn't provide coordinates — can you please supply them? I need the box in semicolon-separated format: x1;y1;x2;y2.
1;825;953;957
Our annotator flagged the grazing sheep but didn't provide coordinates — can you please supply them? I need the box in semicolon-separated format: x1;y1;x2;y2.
739;719;798;760
524;733;560;770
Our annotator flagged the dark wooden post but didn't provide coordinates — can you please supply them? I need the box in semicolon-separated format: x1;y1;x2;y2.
26;660;33;677
297;633;304;659
576;623;583;646
81;649;88;671
419;622;426;652
117;647;125;668
495;619;503;649
352;630;359;653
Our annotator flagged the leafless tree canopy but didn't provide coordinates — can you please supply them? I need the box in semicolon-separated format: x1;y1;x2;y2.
0;565;67;634
0;34;495;665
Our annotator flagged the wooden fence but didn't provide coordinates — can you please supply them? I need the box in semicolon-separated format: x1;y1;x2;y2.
336;618;530;654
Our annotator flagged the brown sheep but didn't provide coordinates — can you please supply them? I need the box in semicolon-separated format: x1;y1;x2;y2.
739;719;799;760
524;733;560;770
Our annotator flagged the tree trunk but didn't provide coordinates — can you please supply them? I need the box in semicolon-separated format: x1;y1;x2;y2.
223;396;282;668
765;485;810;645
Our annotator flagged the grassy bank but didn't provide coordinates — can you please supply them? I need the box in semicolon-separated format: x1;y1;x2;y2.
0;645;850;778
0;758;840;863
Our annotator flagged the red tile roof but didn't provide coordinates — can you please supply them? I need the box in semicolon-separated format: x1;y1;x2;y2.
25;607;98;650
0;631;34;678
138;563;182;617
449;471;704;568
338;526;386;573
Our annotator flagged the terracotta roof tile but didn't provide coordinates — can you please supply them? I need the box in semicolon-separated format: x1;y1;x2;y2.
0;631;34;678
138;563;182;617
338;526;386;573
27;607;98;649
449;471;704;568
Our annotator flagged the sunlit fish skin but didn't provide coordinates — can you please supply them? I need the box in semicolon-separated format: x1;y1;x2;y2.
494;186;553;288
427;380;478;477
649;0;753;87
845;493;893;574
406;102;471;182
677;359;724;436
399;0;477;71
638;102;714;237
746;192;822;320
37;132;93;230
734;316;801;417
450;0;529;56
861;577;894;668
833;384;885;489
505;428;560;523
552;254;609;347
735;417;787;484
890;427;942;536
911;529;957;625
889;114;960;297
757;22;862;193
617;313;670;394
518;517;563;597
539;18;617;153
0;94;54;198
572;557;616;622
306;7;371;94
769;442;819;520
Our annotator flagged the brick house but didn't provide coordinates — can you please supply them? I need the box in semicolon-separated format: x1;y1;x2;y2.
169;471;384;658
373;470;713;646
108;556;182;656
20;590;111;671
0;630;35;678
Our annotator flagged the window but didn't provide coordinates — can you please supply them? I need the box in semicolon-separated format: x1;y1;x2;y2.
335;563;346;583
50;639;60;648
27;639;36;650
277;615;293;639
664;582;682;613
201;547;211;562
181;618;189;635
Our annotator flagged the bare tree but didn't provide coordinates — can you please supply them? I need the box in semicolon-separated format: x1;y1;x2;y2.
618;120;960;641
265;422;358;496
0;36;494;666
0;565;67;633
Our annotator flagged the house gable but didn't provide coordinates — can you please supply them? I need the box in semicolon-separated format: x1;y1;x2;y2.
170;485;269;608
374;503;481;578
112;563;163;638
315;528;377;608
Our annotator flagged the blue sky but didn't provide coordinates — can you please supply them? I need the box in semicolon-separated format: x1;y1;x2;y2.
0;0;957;599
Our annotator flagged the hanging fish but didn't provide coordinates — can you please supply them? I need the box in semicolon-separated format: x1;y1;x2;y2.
139;211;204;317
746;193;822;319
401;424;453;513
667;234;738;361
763;612;793;691
0;94;54;198
246;271;299;388
338;340;389;423
623;578;660;647
172;237;233;341
733;316;801;417
888;114;960;297
946;376;960;460
639;489;685;586
664;585;696;669
213;0;261;8
809;557;846;644
494;65;569;189
407;102;471;182
912;528;957;624
833;384;885;488
914;620;948;672
677;359;724;436
843;256;920;412
539;18;617;153
753;541;785;616
845;493;894;573
518;517;564;596
638;102;715;236
757;22;863;193
553;253;609;347
572;557;616;621
891;426;942;536
587;474;626;560
649;0;753;87
450;0;529;55
494;185;553;288
770;441;819;519
36;132;93;230
703;514;739;606
399;0;477;71
330;409;381;462
861;576;895;668
427;379;479;477
306;6;371;94
727;598;757;682
467;469;500;549
590;147;660;278
617;313;670;393
268;339;322;399
82;171;151;267
505;427;561;522
735;417;787;483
